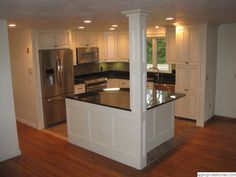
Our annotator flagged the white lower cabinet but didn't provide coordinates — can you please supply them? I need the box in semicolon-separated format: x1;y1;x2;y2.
107;79;129;88
175;93;198;120
147;82;154;90
175;64;200;120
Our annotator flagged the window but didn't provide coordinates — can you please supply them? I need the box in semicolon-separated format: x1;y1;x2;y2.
147;37;172;73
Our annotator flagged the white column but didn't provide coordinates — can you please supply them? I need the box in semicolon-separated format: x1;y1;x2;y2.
122;9;148;169
0;20;21;161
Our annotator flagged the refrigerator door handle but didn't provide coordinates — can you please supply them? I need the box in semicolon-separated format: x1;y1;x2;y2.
59;58;63;85
56;56;60;85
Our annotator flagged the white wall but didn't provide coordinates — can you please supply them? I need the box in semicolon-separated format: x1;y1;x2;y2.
204;25;218;121
215;24;236;119
0;20;21;161
9;28;39;128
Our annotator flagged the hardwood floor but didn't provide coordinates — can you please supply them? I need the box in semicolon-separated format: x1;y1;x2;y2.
0;117;236;177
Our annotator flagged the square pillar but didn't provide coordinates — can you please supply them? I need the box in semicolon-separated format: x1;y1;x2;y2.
122;9;148;169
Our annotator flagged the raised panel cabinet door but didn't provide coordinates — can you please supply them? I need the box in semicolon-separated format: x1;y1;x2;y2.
87;32;97;46
186;64;199;93
38;31;55;49
75;31;88;47
175;26;189;64
96;32;105;61
175;64;187;92
175;94;189;118
189;26;203;64
117;31;129;62
105;32;118;61
188;93;198;120
54;31;71;48
166;26;176;64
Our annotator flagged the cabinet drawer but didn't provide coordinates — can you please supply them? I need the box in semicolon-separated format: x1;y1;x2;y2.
119;79;129;88
74;84;86;94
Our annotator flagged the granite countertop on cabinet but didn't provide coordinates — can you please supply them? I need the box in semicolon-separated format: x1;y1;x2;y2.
66;88;184;111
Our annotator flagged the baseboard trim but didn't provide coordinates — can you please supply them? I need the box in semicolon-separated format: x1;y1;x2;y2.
16;117;38;128
0;149;21;162
213;115;236;122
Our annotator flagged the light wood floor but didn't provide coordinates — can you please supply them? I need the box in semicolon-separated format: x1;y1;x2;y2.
0;117;236;177
46;122;67;138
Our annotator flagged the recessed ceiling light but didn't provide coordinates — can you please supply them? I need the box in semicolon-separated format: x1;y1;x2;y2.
84;20;92;23
112;25;118;27
166;17;174;21
155;26;159;29
8;24;16;27
110;27;115;30
78;26;84;29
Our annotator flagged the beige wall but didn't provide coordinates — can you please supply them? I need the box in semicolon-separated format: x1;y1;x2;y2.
204;25;218;121
0;20;21;161
9;28;39;127
215;23;236;119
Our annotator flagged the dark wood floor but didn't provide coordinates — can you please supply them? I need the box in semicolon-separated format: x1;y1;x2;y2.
0;117;236;177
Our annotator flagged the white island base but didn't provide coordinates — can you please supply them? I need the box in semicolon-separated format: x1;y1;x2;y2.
66;98;175;170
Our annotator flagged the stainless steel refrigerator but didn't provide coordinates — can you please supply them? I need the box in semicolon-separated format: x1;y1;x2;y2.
39;49;74;127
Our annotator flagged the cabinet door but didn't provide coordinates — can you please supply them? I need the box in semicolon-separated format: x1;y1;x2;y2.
175;27;189;64
117;31;129;62
186;65;199;93
188;93;198;119
189;26;203;64
54;31;71;48
87;32;97;46
175;94;189;117
166;26;176;64
38;31;55;49
75;32;88;47
175;64;187;92
97;32;105;61
105;32;118;62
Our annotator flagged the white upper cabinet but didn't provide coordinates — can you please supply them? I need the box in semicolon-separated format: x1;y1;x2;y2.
165;26;176;64
97;32;105;61
117;31;129;62
38;30;71;49
75;32;97;47
104;32;118;62
175;25;204;64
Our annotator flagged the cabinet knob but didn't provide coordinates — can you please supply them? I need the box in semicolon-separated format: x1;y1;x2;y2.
185;61;189;64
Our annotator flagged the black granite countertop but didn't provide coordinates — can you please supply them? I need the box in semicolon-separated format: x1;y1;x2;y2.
66;88;184;111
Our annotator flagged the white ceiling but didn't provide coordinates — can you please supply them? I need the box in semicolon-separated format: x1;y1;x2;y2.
1;0;236;31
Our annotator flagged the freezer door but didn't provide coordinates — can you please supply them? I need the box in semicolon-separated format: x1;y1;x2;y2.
58;49;74;94
43;95;66;127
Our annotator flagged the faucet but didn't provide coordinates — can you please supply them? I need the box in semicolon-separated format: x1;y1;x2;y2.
149;67;160;82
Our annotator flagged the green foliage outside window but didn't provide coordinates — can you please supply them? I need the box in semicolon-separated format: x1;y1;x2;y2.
147;37;166;64
157;38;166;64
147;38;152;64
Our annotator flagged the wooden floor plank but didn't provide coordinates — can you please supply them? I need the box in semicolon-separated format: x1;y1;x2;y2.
0;116;236;177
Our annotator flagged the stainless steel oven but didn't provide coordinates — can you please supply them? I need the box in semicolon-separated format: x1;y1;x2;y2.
84;78;107;92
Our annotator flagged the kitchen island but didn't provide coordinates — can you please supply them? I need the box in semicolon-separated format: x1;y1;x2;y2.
66;88;184;169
